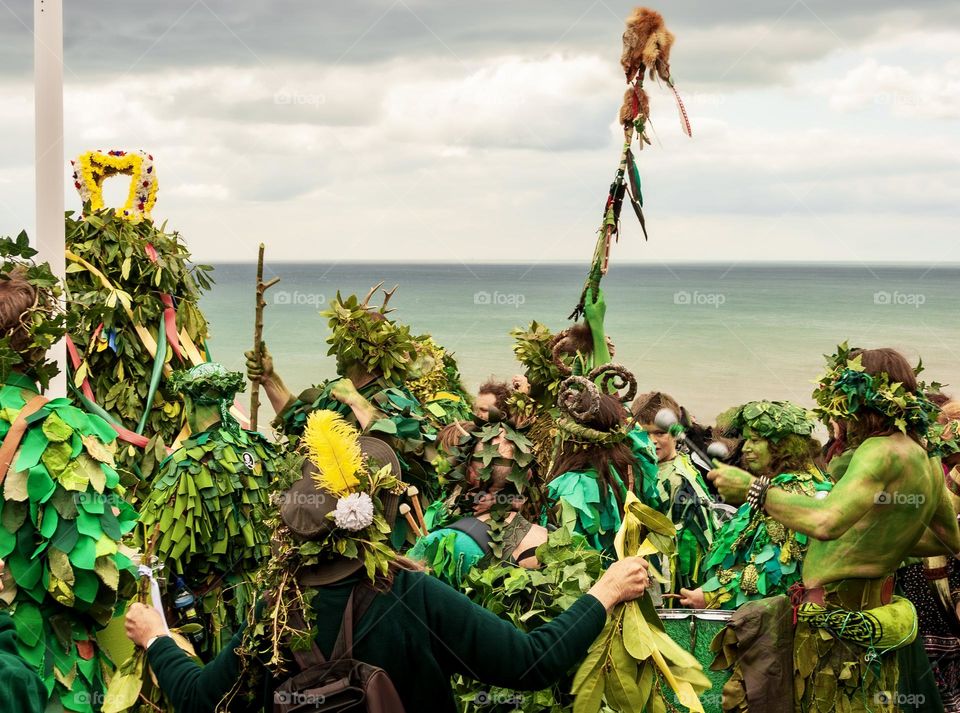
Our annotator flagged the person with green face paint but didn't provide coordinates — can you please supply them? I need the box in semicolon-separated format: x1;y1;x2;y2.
631;391;720;596
678;401;830;610
709;345;960;713
138;362;281;658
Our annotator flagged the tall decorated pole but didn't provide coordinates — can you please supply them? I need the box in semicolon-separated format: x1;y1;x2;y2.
34;0;66;396
569;6;691;321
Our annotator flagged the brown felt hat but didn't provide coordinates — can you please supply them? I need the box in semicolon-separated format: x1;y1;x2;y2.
279;436;401;585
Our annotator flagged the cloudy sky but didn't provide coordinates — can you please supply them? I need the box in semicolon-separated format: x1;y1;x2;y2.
1;0;958;262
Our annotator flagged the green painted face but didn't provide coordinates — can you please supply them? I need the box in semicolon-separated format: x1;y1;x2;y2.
741;432;773;475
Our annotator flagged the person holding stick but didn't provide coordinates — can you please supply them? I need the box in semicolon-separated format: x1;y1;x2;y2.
123;409;651;713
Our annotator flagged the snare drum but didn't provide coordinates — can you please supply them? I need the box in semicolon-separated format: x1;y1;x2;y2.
657;609;732;713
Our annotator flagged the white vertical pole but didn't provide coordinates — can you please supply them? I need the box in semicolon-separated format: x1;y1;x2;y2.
34;0;66;397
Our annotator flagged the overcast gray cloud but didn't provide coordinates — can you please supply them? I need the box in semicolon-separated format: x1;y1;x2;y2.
0;0;957;262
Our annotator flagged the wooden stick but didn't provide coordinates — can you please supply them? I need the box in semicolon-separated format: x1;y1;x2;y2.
250;243;280;431
407;486;428;535
399;503;422;538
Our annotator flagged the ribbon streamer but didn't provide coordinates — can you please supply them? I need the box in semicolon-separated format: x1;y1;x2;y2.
137;564;170;635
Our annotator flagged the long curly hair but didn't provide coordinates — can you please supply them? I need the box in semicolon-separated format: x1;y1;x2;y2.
548;393;634;509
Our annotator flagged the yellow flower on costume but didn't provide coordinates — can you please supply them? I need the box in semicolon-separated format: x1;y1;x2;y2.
71;149;158;223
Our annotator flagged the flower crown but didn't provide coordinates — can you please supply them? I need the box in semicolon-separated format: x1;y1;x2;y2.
812;342;939;436
0;232;69;390
726;400;816;443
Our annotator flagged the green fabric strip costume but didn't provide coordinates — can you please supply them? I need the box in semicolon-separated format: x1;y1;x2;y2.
641;450;719;593
0;378;139;712
546;467;625;557
138;364;279;658
701;468;832;609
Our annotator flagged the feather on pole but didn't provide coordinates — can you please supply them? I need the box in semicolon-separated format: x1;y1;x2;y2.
302;410;363;496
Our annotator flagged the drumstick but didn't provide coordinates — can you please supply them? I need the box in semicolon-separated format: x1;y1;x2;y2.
399;503;422;538
407;486;428;535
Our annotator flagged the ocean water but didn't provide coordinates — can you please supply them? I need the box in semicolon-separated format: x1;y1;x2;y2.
200;263;959;424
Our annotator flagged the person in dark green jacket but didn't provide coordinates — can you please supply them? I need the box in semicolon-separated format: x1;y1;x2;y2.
0;560;47;713
123;412;650;713
125;559;647;713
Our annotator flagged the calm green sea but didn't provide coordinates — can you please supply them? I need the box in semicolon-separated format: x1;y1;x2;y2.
200;263;959;424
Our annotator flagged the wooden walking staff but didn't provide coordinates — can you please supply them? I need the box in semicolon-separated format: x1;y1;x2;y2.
250;243;280;431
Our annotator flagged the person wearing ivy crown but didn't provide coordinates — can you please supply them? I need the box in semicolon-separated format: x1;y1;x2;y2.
709;345;960;713
0;234;139;713
410;416;548;586
246;287;470;500
631;391;720;595
678;400;830;611
138;362;278;658
122;408;652;713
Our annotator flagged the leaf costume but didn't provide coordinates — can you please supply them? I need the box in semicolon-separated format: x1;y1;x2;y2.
546;467;625;558
0;373;139;712
65;168;215;469
711;583;918;713
638;450;719;593
700;468;832;609
138;364;278;657
413;419;543;585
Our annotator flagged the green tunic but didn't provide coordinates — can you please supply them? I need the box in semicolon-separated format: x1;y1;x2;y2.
639;451;719;592
701;468;832;609
145;568;607;713
0;374;139;712
139;423;278;657
546;467;625;557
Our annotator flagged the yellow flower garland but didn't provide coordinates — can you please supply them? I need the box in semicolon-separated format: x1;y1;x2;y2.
71;149;158;223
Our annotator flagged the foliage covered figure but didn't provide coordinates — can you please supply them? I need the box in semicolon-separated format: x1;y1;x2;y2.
690;401;830;609
0;234;139;712
65;150;214;475
138;363;277;658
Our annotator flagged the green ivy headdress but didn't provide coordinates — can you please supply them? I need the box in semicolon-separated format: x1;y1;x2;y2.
726;400;816;443
812;342;939;435
510;321;563;406
169;362;245;431
0;231;69;390
320;290;418;384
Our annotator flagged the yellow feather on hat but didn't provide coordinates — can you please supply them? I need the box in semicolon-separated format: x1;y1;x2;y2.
302;410;363;496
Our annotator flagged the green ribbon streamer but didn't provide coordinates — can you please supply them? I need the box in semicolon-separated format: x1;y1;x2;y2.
136;317;168;435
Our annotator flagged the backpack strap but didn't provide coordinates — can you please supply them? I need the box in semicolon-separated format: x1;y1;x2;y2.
448;517;492;556
287;602;327;671
330;584;378;661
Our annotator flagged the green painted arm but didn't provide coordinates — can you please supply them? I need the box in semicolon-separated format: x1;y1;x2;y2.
763;439;891;540
583;287;611;368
